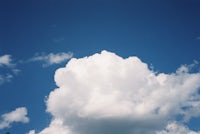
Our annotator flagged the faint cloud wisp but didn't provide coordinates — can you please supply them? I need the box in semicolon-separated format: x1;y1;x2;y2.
30;52;73;67
0;54;19;85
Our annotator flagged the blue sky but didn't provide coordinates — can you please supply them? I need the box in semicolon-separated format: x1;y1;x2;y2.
0;0;200;134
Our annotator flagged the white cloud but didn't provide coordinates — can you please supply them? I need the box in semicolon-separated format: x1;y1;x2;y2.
37;50;200;134
0;107;29;130
30;52;73;67
0;55;12;67
181;100;200;122
156;122;200;134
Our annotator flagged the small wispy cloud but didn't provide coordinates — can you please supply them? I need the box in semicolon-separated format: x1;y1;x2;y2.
30;52;73;67
196;36;200;40
0;74;13;85
0;54;19;85
0;55;13;67
0;107;29;130
156;122;200;134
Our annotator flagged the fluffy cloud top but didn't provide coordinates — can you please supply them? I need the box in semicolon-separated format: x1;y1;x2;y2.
0;107;29;129
30;52;73;67
36;50;200;134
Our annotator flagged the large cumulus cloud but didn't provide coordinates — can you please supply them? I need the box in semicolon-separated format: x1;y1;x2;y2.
37;50;200;134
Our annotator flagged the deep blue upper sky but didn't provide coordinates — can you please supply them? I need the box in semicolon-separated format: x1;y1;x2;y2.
0;0;200;133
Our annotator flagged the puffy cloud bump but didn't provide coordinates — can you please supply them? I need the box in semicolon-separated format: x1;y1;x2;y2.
41;50;200;134
27;130;36;134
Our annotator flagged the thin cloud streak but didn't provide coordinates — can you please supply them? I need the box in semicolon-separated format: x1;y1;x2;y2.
29;52;73;67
